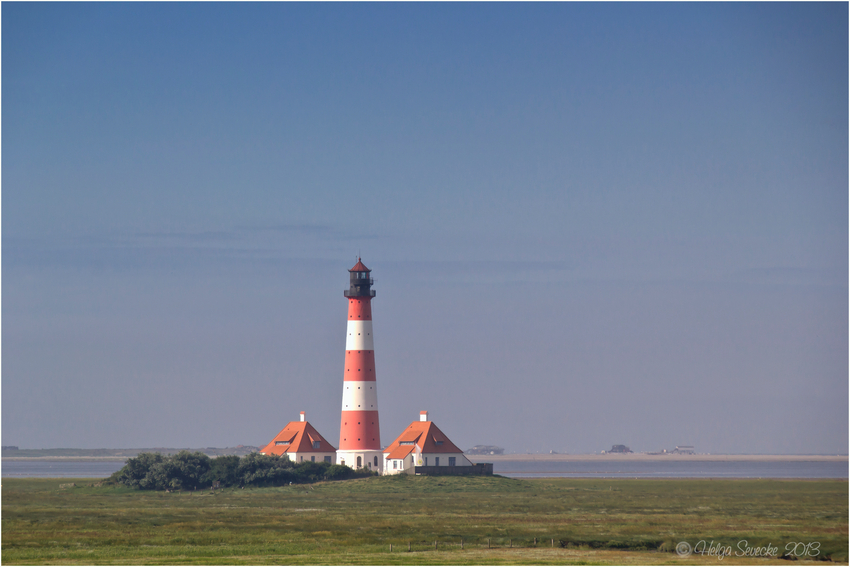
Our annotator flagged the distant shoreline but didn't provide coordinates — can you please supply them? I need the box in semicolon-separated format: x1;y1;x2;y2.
473;454;847;463
3;453;846;463
3;456;131;461
1;447;259;460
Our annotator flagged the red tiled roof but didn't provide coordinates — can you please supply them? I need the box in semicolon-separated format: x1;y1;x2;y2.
383;420;464;456
349;258;371;272
259;420;336;456
397;430;422;443
385;445;416;460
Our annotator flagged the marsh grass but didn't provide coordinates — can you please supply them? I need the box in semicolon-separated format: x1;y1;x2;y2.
2;475;846;565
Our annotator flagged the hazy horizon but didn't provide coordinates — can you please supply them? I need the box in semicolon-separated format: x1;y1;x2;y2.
4;447;848;457
3;3;847;456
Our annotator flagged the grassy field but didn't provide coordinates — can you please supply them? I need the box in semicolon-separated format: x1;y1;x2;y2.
2;475;846;565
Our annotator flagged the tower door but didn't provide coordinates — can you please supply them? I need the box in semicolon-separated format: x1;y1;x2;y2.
357;456;362;468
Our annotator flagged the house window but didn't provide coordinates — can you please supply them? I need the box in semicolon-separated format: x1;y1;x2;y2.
311;456;315;462
275;441;290;446
435;457;440;466
435;441;443;446
324;456;332;464
424;457;428;466
393;460;397;469
313;441;321;449
357;456;362;468
449;457;456;466
374;456;378;467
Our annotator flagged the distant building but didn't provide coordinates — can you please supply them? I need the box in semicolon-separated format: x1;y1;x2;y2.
259;411;337;464
673;445;694;454
609;444;632;453
466;445;504;455
383;411;474;475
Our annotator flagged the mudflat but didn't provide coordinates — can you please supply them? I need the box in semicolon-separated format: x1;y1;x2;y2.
475;453;847;462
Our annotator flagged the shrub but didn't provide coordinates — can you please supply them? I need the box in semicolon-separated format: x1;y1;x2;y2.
109;452;165;489
150;451;211;490
202;455;241;487
238;452;297;487
291;460;331;482
111;451;375;490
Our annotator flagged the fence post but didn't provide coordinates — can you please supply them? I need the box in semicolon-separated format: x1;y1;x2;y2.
390;544;392;552
461;538;464;550
510;539;512;548
551;538;554;547
434;540;437;550
408;542;411;552
488;538;490;549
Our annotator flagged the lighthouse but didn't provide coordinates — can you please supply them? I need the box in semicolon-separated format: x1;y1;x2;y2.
336;258;383;473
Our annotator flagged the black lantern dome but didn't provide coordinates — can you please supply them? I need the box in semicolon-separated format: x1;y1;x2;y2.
345;257;375;298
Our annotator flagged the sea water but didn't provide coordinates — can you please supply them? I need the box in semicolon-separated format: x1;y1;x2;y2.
490;459;848;479
2;458;846;479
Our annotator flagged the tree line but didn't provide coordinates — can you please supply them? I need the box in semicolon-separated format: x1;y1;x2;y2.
108;451;374;490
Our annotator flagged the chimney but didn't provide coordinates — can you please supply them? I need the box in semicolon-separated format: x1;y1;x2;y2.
300;411;306;422
420;411;428;422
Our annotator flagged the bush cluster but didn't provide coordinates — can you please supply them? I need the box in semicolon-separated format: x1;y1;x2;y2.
108;451;373;490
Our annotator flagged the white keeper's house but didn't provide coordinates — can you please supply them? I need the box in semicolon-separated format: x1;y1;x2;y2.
259;411;337;464
382;411;474;475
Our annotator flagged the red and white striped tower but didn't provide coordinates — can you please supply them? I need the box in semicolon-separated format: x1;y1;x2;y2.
336;258;383;472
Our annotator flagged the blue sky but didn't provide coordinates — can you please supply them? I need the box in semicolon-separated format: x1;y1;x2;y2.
3;3;847;454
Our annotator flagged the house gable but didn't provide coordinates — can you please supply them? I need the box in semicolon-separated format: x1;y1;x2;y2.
260;420;336;456
383;420;464;457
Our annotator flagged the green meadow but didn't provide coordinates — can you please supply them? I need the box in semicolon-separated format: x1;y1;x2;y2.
2;475;846;565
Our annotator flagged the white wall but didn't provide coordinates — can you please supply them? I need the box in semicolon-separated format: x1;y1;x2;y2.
337;449;384;473
288;452;336;464
382;452;473;475
383;454;414;475
416;453;473;467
